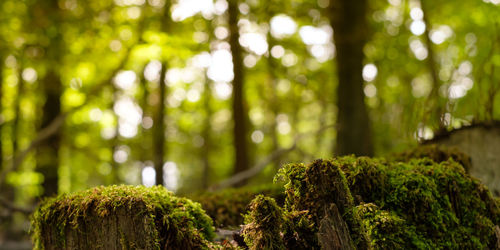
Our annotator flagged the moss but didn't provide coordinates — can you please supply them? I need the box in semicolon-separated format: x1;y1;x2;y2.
31;185;215;249
242;195;285;250
190;184;285;227
276;159;370;249
356;203;428;249
264;156;500;249
341;157;500;249
392;144;472;172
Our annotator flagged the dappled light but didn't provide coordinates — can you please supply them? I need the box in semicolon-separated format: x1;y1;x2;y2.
1;0;500;247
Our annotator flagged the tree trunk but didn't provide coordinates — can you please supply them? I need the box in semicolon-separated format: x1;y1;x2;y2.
153;4;172;186
201;71;213;189
12;53;25;156
153;63;166;186
110;85;121;184
266;23;282;171
0;52;3;172
228;0;250;177
329;0;374;156
37;69;62;197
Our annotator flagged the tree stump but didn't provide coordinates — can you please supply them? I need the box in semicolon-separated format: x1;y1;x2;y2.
317;203;356;250
427;124;500;195
31;185;215;250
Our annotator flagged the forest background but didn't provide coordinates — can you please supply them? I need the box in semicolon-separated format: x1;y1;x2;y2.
0;0;499;243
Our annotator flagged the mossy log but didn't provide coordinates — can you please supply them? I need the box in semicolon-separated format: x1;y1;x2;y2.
31;185;215;250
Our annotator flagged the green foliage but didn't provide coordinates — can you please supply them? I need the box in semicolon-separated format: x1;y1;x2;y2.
190;184;285;227
242;195;285;250
30;185;215;249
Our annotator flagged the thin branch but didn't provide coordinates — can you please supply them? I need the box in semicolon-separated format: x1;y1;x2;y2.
0;46;134;188
0;197;34;215
210;124;336;191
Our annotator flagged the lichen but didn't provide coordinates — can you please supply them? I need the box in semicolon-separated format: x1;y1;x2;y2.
31;185;215;249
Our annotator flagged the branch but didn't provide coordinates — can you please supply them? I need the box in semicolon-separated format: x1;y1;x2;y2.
210;124;336;191
0;46;134;188
0;197;34;215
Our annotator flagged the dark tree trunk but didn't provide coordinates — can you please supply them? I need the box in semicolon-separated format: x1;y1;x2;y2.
110;85;120;184
0;52;3;173
38;70;62;197
12;53;25;156
153;4;172;186
33;0;64;197
153;63;166;186
228;0;250;176
201;73;212;189
329;0;374;156
266;22;281;170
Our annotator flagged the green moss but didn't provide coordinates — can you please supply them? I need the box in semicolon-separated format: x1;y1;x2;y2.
190;184;285;227
356;203;428;249
242;195;285;250
276;159;370;249
341;157;500;248
265;156;500;249
31;185;215;249
392;144;472;172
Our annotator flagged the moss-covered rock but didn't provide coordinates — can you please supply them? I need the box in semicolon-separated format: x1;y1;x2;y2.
31;185;216;250
248;156;500;249
190;184;285;227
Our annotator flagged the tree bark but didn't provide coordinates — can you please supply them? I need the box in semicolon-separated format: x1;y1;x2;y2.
228;0;250;177
41;205;159;250
317;203;356;250
329;0;374;156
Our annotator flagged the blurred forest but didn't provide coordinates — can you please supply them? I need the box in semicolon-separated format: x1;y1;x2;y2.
1;0;500;245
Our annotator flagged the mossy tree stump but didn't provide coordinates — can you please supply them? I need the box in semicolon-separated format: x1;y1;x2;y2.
424;124;500;195
31;185;215;250
241;156;500;249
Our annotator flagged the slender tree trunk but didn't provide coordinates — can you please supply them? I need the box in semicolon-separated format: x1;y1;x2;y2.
153;4;172;186
201;72;212;189
139;64;151;163
12;55;25;156
266;27;281;170
228;0;250;176
38;69;62;196
0;52;4;174
420;0;444;128
36;0;64;197
153;63;166;186
329;0;374;156
110;86;120;184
